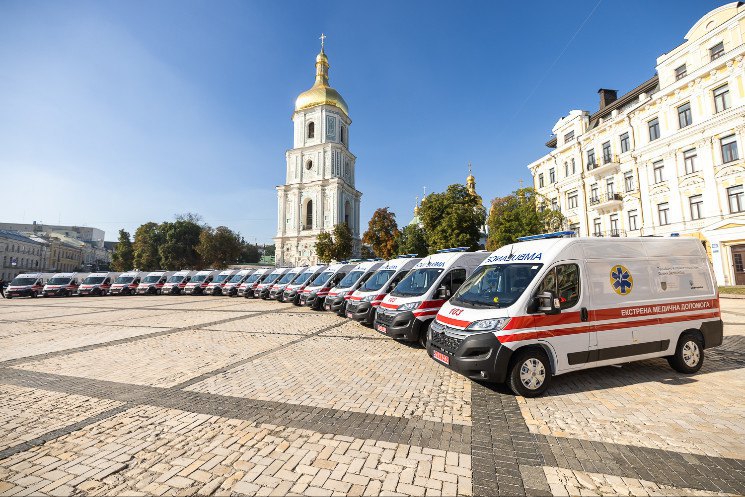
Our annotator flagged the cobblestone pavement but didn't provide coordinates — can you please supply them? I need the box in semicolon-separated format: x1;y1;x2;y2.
0;295;743;496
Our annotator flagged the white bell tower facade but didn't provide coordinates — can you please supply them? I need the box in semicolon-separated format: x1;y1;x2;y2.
275;37;362;266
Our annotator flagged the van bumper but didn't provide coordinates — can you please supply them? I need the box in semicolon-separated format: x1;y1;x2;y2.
346;301;374;323
427;325;512;383
374;309;421;341
701;319;724;348
324;296;346;313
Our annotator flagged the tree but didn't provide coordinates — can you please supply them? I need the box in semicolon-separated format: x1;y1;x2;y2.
419;184;485;252
110;229;134;271
240;242;260;263
314;223;354;262
264;244;276;257
315;232;334;263
397;224;428;257
158;220;203;269
486;187;565;250
360;245;375;259
196;226;243;268
362;207;400;259
132;222;163;271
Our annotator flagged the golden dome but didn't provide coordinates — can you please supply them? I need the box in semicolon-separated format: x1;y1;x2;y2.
295;47;349;117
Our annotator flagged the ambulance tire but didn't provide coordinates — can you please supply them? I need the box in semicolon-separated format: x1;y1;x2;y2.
668;331;704;374
418;320;431;348
507;348;552;398
31;292;37;298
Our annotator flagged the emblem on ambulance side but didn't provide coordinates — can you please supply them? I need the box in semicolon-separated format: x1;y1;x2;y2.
610;265;633;295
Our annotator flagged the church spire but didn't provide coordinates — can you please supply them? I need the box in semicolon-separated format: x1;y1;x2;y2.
314;33;330;88
466;162;477;196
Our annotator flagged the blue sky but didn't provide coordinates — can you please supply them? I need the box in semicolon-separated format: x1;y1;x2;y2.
0;0;725;243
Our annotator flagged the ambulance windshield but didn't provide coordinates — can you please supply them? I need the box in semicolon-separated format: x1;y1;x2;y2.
228;273;246;283
450;264;542;308
291;272;313;285
262;273;282;285
310;271;334;287
115;276;134;284
360;270;395;292
338;271;364;288
213;274;231;283
244;273;262;284
167;275;185;283
10;277;37;286
142;275;161;283
278;272;298;284
47;277;72;285
191;274;209;283
82;276;106;285
390;268;443;297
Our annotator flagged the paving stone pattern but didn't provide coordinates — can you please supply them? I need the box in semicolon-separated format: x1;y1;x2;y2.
0;295;743;496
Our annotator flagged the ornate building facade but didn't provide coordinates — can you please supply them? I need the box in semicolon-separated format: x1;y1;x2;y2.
528;3;745;285
274;39;362;266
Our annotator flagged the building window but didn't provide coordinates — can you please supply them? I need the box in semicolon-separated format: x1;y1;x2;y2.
609;214;619;236
590;184;599;204
587;149;596;168
620;132;630;153
307;122;315;139
658;202;670;226
714;85;730;113
305;200;314;228
551;198;559;211
602;141;612;163
653;161;664;184
549;168;556;183
648;118;660;141
624;171;635;192
721;134;739;163
728;185;744;213
606;177;615;196
538;173;544;188
569;222;579;233
567;191;578;209
564;131;574;144
689;195;703;220
677;103;692;128
571;158;576;174
340;126;345;144
593;218;602;236
305;160;313;170
628;210;638;231
564;162;569;177
683;149;697;174
710;41;725;61
675;64;687;80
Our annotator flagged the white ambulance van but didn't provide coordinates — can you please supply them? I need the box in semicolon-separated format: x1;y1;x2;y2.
254;267;290;299
110;272;144;296
269;266;306;301
428;233;723;397
5;273;54;298
375;249;489;346
324;260;384;315
204;269;238;296
136;271;174;295
161;270;196;295
183;270;218;295
42;273;89;297
347;256;422;325
77;272;121;296
284;265;327;305
239;268;273;297
300;263;355;310
223;269;254;297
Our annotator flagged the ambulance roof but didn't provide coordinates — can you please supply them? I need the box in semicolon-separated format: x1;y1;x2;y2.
218;269;236;274
145;271;167;276
287;266;306;274
253;268;271;275
88;272;108;277
195;269;216;274
235;269;253;275
303;265;326;272
411;251;488;270
52;273;75;278
352;260;382;271
379;257;422;271
172;270;192;275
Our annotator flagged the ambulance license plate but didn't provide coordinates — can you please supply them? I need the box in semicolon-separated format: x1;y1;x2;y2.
376;324;387;333
347;312;353;318
433;351;450;365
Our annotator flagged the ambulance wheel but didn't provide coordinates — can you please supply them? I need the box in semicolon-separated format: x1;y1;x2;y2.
31;291;37;298
668;332;704;374
418;320;431;348
508;348;551;398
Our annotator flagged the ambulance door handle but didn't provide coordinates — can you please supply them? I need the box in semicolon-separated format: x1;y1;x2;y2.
580;307;589;322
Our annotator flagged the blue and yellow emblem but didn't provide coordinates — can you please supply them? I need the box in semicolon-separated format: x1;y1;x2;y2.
610;265;633;295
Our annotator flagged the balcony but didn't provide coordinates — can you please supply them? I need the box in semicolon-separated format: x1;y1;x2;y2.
589;192;623;212
591;229;627;238
589;155;621;179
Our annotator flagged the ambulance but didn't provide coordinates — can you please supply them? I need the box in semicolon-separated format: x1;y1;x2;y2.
269;266;306;301
183;270;219;295
77;272;120;296
347;256;422;325
204;269;238;296
136;271;174;295
42;272;89;297
374;249;489;346
254;267;291;299
283;265;327;305
427;233;724;397
110;272;144;295
4;273;53;298
161;270;195;295
299;263;355;310
222;269;254;297
239;268;273;297
324;260;384;315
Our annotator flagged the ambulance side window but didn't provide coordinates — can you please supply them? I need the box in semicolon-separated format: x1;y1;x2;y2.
449;269;467;295
535;264;580;310
388;272;406;290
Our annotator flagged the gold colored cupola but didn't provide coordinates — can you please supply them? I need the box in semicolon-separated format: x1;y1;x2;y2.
294;34;349;117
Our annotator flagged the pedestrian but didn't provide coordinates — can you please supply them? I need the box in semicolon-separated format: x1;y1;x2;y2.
0;277;5;298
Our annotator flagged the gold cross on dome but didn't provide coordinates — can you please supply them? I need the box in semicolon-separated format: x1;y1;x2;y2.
319;33;326;50
468;162;472;175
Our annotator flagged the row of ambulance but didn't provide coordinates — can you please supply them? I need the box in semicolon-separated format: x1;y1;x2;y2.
2;233;724;397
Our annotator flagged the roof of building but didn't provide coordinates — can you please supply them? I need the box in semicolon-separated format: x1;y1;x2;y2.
295;47;349;117
0;229;45;245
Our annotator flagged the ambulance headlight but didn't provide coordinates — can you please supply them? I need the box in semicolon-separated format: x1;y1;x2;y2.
397;301;421;311
466;318;510;332
361;294;375;302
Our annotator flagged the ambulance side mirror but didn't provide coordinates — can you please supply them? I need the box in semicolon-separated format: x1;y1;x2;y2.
436;285;450;299
536;291;560;315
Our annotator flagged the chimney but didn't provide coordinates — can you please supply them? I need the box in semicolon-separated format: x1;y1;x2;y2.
598;88;618;110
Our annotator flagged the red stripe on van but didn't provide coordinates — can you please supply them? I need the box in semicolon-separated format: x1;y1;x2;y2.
436;314;472;328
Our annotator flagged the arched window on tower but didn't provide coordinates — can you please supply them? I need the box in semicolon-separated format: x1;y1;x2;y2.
305;200;313;230
307;122;315;139
344;200;351;228
340;126;345;145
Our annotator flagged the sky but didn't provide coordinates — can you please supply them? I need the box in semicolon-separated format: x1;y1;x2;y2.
0;0;726;243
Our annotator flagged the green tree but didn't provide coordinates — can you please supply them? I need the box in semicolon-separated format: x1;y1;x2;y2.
196;226;243;268
397;224;428;257
331;223;354;261
132;222;163;271
110;229;134;271
239;241;260;263
264;244;276;257
486;187;565;250
360;245;375;259
362;207;400;259
419;184;485;252
315;232;334;263
158;220;203;269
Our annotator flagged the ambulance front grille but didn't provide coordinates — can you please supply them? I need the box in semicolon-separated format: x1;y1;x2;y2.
430;329;463;355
